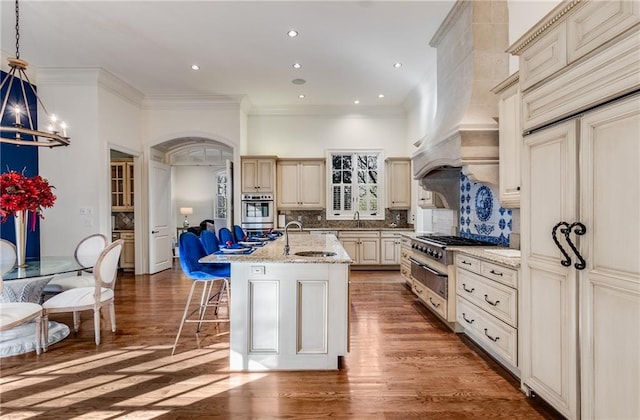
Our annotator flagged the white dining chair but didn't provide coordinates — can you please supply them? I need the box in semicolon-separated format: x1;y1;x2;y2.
44;233;108;293
42;239;123;349
0;275;43;355
0;239;17;275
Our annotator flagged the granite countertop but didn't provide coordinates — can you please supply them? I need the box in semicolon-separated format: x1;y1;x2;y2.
200;233;352;264
449;246;521;268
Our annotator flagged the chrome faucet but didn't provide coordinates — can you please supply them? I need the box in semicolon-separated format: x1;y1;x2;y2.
283;220;303;255
354;210;361;228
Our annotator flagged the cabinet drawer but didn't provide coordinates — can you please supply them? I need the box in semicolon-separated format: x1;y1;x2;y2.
339;231;380;239
480;261;518;288
415;284;447;320
457;297;518;368
456;268;518;327
456;254;481;274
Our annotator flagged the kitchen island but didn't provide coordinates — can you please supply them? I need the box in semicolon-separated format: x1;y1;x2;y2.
200;233;352;371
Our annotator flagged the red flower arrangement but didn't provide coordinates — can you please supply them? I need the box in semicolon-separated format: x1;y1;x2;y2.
0;170;56;229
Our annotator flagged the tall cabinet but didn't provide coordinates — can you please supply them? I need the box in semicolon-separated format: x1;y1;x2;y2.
513;2;640;419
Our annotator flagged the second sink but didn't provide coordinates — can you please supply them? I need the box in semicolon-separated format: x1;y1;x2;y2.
294;251;337;257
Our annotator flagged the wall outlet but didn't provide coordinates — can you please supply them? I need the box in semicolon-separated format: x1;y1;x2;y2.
317;215;322;221
297;215;302;221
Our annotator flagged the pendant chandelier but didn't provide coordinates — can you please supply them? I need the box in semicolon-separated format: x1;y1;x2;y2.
0;0;70;147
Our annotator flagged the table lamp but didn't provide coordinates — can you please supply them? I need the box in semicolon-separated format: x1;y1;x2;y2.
180;207;193;228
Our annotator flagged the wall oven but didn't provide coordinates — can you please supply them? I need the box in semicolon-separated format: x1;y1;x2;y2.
240;193;274;231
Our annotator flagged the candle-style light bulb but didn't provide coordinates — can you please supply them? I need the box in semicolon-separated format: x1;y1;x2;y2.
60;122;67;137
50;114;58;132
13;106;20;125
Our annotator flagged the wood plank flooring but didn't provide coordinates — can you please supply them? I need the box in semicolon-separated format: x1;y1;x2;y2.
0;263;562;419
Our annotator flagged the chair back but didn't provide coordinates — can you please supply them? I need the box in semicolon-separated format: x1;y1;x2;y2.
0;239;16;274
179;232;230;279
233;225;247;242
218;227;235;245
200;230;220;254
94;239;124;291
75;234;108;268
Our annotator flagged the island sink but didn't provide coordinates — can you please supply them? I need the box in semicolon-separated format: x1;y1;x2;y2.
294;251;337;257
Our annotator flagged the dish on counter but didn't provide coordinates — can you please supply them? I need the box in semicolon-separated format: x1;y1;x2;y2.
238;241;261;247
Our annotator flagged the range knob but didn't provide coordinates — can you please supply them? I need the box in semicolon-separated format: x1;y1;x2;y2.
435;251;442;259
427;248;434;256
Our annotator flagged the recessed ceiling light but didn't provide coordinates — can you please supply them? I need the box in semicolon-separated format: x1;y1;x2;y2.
191;64;200;71
292;78;306;85
293;63;302;69
299;94;305;99
354;100;360;105
287;30;298;38
378;94;385;99
393;62;402;68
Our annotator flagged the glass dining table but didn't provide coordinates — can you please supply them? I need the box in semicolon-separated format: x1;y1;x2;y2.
1;257;93;358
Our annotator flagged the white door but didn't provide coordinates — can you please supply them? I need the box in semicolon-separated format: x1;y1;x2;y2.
148;160;172;274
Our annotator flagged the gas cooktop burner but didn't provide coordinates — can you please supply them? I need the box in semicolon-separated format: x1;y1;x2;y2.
416;235;498;247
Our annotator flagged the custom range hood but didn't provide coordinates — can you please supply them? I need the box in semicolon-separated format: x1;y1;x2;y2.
412;0;509;209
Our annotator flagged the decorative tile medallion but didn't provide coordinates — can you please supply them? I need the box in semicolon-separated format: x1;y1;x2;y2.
459;174;511;246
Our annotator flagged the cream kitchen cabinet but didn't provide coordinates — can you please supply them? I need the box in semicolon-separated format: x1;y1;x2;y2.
110;161;134;211
380;231;402;265
241;156;276;193
456;253;519;375
119;231;135;270
385;158;411;209
276;158;325;209
492;73;521;208
338;231;380;265
514;4;639;418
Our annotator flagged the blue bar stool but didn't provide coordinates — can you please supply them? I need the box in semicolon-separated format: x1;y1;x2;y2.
172;232;230;355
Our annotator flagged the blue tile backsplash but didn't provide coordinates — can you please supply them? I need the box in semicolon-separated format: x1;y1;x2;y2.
459;173;511;246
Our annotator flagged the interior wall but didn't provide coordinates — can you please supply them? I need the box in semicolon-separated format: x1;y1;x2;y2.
247;112;409;157
172;165;224;229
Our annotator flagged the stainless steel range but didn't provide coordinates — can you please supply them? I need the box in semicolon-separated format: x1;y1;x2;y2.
409;234;498;330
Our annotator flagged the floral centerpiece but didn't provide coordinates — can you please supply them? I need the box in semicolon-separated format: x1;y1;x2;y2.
0;170;56;266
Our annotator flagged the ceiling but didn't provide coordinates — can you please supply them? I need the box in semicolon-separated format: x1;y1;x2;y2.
0;0;455;110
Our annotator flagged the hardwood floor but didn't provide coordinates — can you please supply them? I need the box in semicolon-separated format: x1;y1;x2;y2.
0;263;562;419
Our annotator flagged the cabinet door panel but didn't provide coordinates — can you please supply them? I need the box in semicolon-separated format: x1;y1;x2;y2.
359;238;380;265
241;160;258;192
277;162;299;207
299;161;325;208
580;97;640;419
521;120;578;418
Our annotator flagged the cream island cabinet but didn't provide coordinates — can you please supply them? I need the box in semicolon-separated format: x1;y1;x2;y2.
509;1;640;418
201;234;351;371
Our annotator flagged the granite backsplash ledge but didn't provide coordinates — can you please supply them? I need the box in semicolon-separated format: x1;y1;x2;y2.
278;209;411;229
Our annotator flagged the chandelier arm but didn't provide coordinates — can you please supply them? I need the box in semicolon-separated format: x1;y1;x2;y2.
18;67;51;118
17;70;36;132
0;73;17;124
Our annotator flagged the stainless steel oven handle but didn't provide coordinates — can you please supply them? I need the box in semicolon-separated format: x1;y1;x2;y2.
409;257;447;277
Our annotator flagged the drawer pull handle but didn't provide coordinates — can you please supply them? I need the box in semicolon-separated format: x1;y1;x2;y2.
429;297;440;308
462;313;474;324
151;230;159;234
490;269;503;276
461;260;472;265
484;295;500;306
415;286;423;294
484;329;500;342
462;284;475;293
